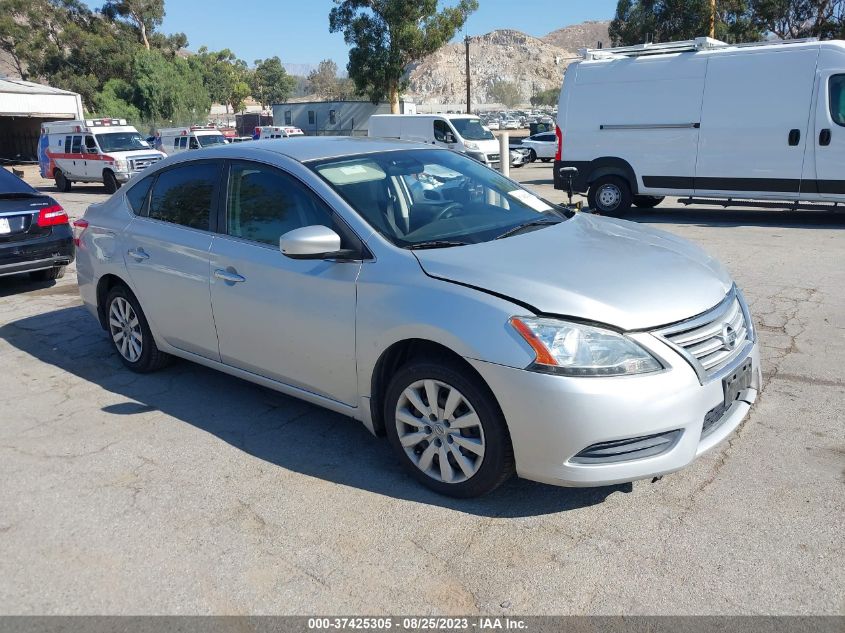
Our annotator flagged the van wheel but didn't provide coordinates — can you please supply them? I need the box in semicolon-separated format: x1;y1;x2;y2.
103;170;119;194
55;170;71;193
634;196;665;209
384;359;514;498
588;175;632;214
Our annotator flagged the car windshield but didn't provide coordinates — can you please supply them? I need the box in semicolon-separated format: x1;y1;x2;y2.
198;134;227;147
311;149;568;248
450;118;494;141
96;132;150;152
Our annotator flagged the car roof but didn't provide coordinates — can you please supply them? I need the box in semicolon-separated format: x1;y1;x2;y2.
0;167;38;194
164;136;437;164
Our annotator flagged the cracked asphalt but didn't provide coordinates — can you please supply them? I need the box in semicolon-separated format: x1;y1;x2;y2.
0;164;842;615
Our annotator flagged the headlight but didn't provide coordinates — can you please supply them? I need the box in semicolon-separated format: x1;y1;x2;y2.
113;159;129;171
464;141;479;151
509;317;663;376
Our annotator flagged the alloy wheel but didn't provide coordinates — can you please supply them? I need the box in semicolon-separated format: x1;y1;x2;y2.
394;379;485;484
109;297;143;363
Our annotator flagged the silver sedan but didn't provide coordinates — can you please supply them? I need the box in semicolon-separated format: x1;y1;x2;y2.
74;137;761;497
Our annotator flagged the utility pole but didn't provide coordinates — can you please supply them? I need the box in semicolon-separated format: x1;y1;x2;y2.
709;0;716;38
465;36;471;114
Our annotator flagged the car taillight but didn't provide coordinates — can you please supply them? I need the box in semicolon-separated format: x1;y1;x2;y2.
555;125;563;161
72;218;89;246
37;204;68;227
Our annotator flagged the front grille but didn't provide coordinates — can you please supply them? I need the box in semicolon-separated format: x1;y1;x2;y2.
655;287;751;380
487;153;500;163
571;430;682;464
130;155;163;172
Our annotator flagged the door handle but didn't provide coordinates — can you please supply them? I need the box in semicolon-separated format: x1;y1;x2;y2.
788;129;801;146
127;247;149;261
214;269;246;284
819;128;832;146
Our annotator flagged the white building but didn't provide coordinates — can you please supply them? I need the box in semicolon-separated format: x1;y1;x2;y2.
0;77;84;162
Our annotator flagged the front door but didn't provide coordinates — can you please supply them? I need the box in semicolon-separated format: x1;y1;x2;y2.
209;159;361;406
123;160;223;360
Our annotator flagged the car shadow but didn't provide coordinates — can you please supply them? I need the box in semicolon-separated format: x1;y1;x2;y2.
610;206;845;229
0;275;65;298
0;305;632;517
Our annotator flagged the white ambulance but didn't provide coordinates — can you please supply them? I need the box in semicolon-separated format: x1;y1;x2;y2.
155;126;227;155
39;118;165;193
254;125;305;140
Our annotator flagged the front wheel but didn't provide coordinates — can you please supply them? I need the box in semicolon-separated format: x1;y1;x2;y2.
384;360;514;497
588;175;633;214
103;170;120;194
527;149;537;163
55;170;71;193
633;195;665;209
106;285;171;373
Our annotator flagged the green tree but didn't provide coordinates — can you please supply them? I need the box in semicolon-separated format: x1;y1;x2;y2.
102;0;165;50
329;0;478;113
251;57;296;108
489;80;524;108
530;87;559;107
610;0;761;45
750;0;845;39
307;59;342;100
133;49;210;124
189;48;250;113
93;78;141;120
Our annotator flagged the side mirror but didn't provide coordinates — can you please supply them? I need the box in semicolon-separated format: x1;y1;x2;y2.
280;225;355;260
445;132;456;144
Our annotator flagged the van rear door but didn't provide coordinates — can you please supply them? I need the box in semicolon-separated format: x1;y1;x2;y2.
695;47;819;200
804;52;845;202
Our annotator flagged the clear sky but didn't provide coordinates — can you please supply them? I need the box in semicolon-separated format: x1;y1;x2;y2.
161;0;619;69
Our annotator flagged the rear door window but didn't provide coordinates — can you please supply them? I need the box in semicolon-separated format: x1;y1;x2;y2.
830;75;845;126
148;162;219;231
64;136;71;153
71;135;82;154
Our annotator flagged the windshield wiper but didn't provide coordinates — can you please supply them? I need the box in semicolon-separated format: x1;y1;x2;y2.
408;240;471;250
495;218;561;240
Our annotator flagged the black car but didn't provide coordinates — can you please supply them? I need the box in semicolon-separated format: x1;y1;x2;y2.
0;167;74;281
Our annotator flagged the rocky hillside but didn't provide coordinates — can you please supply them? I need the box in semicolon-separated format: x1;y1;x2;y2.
406;29;574;105
543;21;611;52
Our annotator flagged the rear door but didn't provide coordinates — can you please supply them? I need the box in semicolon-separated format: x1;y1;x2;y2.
123;161;222;360
696;47;819;199
804;68;845;201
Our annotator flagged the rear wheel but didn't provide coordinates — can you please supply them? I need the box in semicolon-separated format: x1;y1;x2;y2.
29;266;65;282
633;195;665;209
105;285;171;373
54;170;71;193
588;175;633;214
103;170;119;194
384;359;514;497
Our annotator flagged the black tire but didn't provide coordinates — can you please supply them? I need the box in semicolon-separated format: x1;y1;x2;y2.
29;266;65;281
105;284;171;373
384;358;515;497
633;195;665;209
54;170;71;193
527;149;537;163
540;158;551;163
588;175;633;214
103;170;119;194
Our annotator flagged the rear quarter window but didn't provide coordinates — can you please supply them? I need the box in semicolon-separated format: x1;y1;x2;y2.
830;75;845;126
125;176;154;215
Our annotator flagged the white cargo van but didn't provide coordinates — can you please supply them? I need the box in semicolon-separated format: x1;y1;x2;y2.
369;114;501;168
555;37;845;212
39;118;164;193
255;125;304;140
156;126;227;155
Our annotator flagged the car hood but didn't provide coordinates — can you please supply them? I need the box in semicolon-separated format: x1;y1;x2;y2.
412;213;733;330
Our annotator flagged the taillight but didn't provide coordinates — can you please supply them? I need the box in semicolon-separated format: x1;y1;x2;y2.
72;218;89;246
37;204;68;227
555;125;563;161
